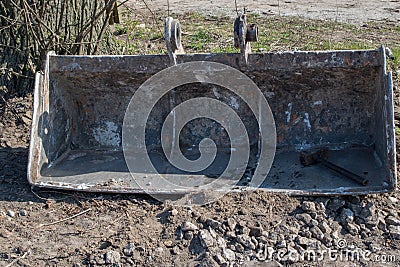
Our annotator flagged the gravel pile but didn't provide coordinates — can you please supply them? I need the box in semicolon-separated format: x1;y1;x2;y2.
151;196;400;266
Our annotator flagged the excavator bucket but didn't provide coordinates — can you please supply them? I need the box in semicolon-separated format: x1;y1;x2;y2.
28;46;396;196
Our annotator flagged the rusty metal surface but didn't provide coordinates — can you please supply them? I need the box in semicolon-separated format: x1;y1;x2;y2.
28;47;396;195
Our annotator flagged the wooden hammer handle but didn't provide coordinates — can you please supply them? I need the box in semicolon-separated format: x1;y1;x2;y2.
318;158;369;186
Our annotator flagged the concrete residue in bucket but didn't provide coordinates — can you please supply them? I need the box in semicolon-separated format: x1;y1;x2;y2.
92;121;121;147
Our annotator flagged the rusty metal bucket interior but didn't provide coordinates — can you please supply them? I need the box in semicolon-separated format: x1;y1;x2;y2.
28;47;396;195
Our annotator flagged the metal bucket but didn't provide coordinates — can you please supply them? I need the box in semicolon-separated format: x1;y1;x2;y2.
28;46;396;195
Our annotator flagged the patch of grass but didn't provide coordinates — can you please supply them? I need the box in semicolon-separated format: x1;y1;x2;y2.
111;8;400;57
210;45;237;53
391;47;400;65
395;127;400;136
186;29;213;50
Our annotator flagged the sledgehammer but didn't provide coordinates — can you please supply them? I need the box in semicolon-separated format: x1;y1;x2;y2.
299;149;369;186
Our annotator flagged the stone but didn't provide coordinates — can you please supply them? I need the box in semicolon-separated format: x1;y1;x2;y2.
222;248;236;261
309;219;319;227
310;226;324;240
285;246;299;263
0;229;11;238
170;209;178;216
184;231;194;240
385;216;400;226
199;229;215;248
216;236;226;248
19;210;27;216
321;236;333;247
225;231;236;239
359;202;376;220
154;247;164;255
251;236;259;247
164;240;174;248
346;223;360;235
182;221;198;232
197;256;219;267
239;226;250;236
235;243;244;253
268;232;277;240
208;227;217;238
171;246;180;255
249;226;263;237
377;217;387;231
236;234;253;249
295;213;312;225
368;243;380;253
340;208;354;224
177;229;184;240
327;198;345;212
192;210;200;218
319;221;332;235
206;219;221;229
105;250;120;264
284;226;299;235
360;232;368;239
318;202;327;212
227;218;236;231
331;231;339;240
123;243;134;256
275;240;286;249
214;254;227;265
388;225;400;239
301;230;312;239
6;210;15;217
302;201;317;212
296;236;309;246
96;255;105;265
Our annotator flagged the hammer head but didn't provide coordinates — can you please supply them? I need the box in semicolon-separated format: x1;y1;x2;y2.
299;148;328;166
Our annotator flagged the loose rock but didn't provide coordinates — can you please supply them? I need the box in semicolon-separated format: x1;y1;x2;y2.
227;218;236;231
310;226;324;240
214;254;227;265
340;208;354;224
199;229;215;249
164;240;174;248
182;221;198;232
249;225;263;237
388;225;400;239
19;210;27;216
236;234;253;249
206;219;221;229
346;223;360;235
7;210;15;217
295;213;312;224
171;246;180;255
105;250;120;264
123;243;134;257
302;201;317;212
226;231;236;239
170;209;178;216
319;221;332;235
327;198;345;213
184;231;194;240
296;236;309;246
385;216;400;226
222;248;236;261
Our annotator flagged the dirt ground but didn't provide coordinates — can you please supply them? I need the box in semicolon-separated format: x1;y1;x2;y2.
132;0;400;24
1;1;400;267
